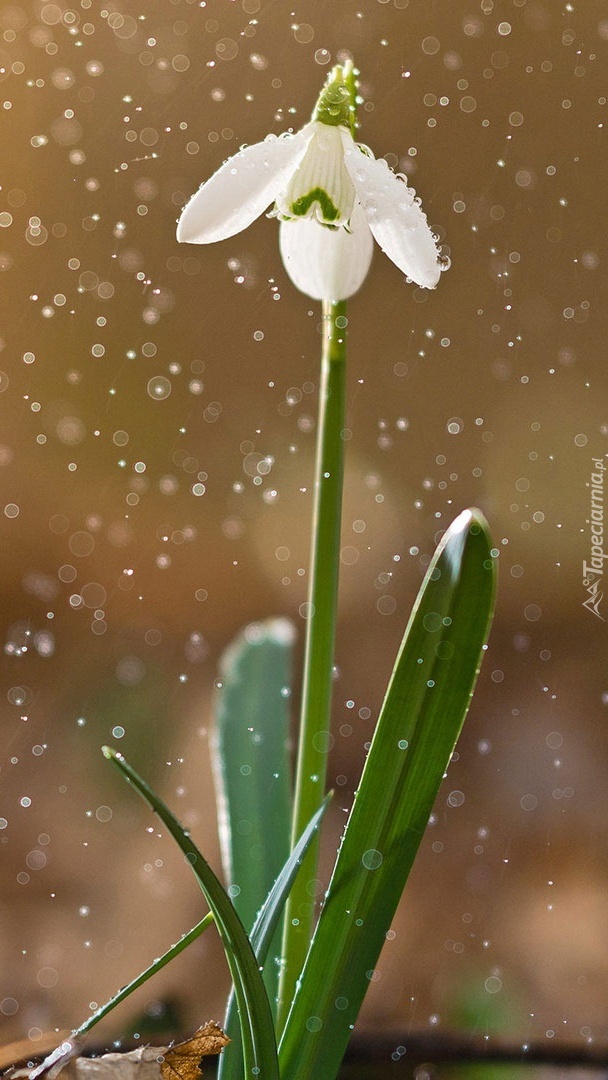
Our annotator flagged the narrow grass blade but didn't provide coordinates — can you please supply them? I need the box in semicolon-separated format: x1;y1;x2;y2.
279;509;497;1080
212;618;293;1015
71;792;328;1063
102;747;279;1080
219;795;331;1080
71;912;214;1041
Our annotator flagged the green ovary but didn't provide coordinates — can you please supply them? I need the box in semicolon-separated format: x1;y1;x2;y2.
290;187;340;222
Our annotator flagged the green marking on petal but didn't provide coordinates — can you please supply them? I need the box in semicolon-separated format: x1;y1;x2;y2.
291;187;340;223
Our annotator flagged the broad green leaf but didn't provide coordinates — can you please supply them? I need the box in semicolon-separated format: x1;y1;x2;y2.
219;795;331;1080
102;747;279;1080
213;618;293;930
212;618;293;1017
279;509;497;1080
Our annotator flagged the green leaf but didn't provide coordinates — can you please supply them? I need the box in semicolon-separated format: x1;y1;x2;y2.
212;617;293;1016
69;794;329;1059
102;747;279;1080
219;795;331;1080
279;509;497;1080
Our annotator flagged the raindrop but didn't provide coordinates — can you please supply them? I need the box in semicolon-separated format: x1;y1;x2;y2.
377;594;396;615
215;37;238;62
447;790;465;808
447;417;464;434
312;730;334;753
546;731;563;749
26;850;47;870
520;793;538;811
292;23;314;44
524;604;542;622
362;849;383;870
8;686;28;706
81;582;107;609
51;67;75;89
37;967;58;988
69;531;94;557
147;376;171;400
422;36;440;54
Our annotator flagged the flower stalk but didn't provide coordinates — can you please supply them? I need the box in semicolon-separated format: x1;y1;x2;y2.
277;299;348;1029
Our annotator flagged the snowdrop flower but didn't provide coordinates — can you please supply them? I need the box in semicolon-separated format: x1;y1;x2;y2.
177;61;444;301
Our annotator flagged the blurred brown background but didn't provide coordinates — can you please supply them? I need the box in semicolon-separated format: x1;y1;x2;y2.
1;0;608;1061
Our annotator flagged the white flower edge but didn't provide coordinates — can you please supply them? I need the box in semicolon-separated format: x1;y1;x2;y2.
176;128;312;244
340;130;441;289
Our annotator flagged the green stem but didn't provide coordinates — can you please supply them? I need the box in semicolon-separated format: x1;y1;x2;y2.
71;912;214;1040
277;299;347;1030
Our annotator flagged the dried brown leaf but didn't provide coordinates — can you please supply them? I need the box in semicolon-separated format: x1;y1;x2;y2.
16;1044;162;1080
159;1024;230;1080
5;1025;229;1080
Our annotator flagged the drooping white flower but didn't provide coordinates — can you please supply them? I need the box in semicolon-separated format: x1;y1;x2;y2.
177;62;444;301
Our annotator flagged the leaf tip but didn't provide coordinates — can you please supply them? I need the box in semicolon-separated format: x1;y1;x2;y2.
446;507;493;547
101;745;123;763
450;505;483;531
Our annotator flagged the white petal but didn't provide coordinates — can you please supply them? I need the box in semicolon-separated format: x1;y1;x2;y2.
341;132;442;289
277;121;355;226
279;201;373;302
177;128;312;244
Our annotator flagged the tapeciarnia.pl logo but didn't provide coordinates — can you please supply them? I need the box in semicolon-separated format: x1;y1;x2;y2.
582;457;606;620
